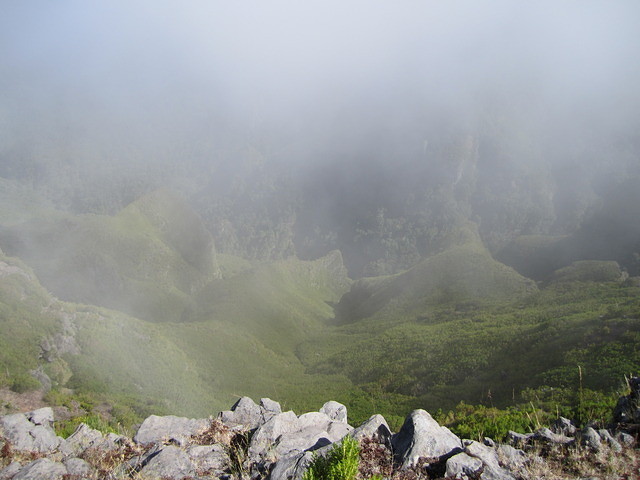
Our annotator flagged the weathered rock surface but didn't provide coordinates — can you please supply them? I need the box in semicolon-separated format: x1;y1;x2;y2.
0;393;635;480
11;458;67;480
249;402;353;465
138;445;195;480
445;452;483;479
351;414;392;445
219;396;264;430
0;408;61;453
0;462;22;480
133;414;210;446
392;409;462;468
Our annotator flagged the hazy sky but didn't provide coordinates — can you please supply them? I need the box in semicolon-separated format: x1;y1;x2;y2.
1;1;639;171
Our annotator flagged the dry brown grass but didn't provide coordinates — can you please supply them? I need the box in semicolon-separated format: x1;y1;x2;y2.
80;438;145;479
0;439;44;468
190;418;234;446
512;442;639;480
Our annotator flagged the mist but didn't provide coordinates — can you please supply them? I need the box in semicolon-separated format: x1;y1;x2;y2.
2;0;640;273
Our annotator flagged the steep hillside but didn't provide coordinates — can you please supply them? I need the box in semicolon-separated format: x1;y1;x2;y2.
0;244;359;421
0;189;219;323
335;223;537;324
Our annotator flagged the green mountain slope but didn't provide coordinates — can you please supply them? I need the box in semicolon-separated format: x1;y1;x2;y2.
0;189;219;323
0;241;358;419
335;223;537;324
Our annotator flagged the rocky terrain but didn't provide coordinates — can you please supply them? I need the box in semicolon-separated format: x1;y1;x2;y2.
1;379;639;480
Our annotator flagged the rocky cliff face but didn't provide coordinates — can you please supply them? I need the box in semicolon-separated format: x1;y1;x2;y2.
1;385;638;480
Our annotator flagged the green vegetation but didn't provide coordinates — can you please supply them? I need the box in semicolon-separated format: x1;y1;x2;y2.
0;180;639;437
303;436;360;480
55;413;120;439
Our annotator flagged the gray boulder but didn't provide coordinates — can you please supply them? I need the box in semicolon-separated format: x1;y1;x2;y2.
133;414;209;446
261;398;283;421
26;408;54;426
138;445;195;480
463;440;516;480
579;427;601;451
297;412;332;432
551;416;576;436
188;444;230;474
320;401;348;423
249;411;299;460
219;396;263;430
0;462;22;480
249;409;352;463
270;451;313;480
616;431;635;448
464;440;501;471
496;444;527;469
483;437;496;448
505;430;533;447
0;412;61;453
598;429;622;452
392;409;462;468
11;458;67;480
532;427;573;445
445;452;483;479
350;414;392;445
61;423;104;456
63;457;94;477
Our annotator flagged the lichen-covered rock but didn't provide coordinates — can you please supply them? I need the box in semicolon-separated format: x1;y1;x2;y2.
188;444;230;474
392;409;462;468
138;445;195;480
579;427;602;451
598;429;622;452
133;414;209;446
11;458;67;480
496;444;527;469
320;401;348;423
551;416;576;436
270;451;313;480
445;452;483;479
0;412;61;453
0;462;23;480
63;457;94;477
219;396;263;430
249;410;299;460
532;427;573;445
350;414;392;445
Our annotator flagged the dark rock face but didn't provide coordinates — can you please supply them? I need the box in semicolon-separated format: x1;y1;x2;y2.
614;376;640;425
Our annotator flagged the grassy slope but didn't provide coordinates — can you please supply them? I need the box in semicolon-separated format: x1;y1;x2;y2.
0;189;218;323
1;181;639;430
301;277;640;422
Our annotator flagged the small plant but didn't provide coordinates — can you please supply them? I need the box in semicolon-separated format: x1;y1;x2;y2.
55;414;119;439
303;436;360;480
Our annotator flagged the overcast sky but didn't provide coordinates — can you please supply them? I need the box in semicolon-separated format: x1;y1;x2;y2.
1;1;639;171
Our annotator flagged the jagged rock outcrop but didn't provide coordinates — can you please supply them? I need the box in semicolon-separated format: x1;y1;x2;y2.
0;394;636;480
392;409;463;468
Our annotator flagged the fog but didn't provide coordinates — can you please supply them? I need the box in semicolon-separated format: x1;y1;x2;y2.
2;1;640;273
